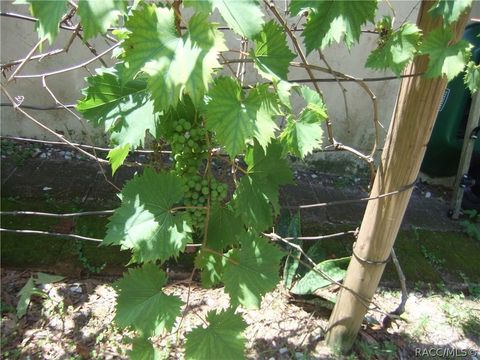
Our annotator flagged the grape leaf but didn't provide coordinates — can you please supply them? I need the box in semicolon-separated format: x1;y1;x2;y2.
183;0;213;13
223;233;284;308
129;336;162;360
195;249;227;288
114;263;183;336
76;66;156;149
290;0;377;52
22;0;68;44
281;115;322;159
122;5;225;110
17;277;35;318
184;13;227;106
366;17;421;76
121;5;178;80
207;205;245;250
104;169;192;263
232;176;273;231
280;86;327;158
185;307;247;360
244;140;293;213
77;0;126;40
252;21;296;80
291;257;350;295
429;0;472;25
145;38;202;111
275;80;298;110
419;28;471;80
183;0;264;38
206;78;279;157
464;61;480;93
107;144;130;175
214;0;264;38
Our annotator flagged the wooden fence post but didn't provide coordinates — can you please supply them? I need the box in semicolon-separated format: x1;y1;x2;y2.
326;1;471;352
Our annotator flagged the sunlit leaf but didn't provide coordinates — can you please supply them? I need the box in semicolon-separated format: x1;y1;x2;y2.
185;307;247;360
114;263;183;335
223;233;284;308
419;27;471;80
104;169;192;263
290;0;377;52
77;0;126;40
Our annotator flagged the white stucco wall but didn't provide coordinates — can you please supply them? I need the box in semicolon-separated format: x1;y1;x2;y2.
1;1;479;153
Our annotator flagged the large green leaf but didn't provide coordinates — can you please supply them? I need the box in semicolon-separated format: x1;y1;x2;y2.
114;263;183;336
232;176;273;231
184;0;264;38
214;0;264;39
464;61;480;93
419;28;471;80
129;336;163;360
21;0;68;44
290;257;350;295
280;86;327;158
244;140;293;214
366;17;421;76
206;78;279;157
207;205;245;250
252;20;295;80
17;277;35;318
77;0;126;40
184;13;227;106
121;4;178;80
195;249;227;288
429;0;472;25
290;0;377;52
122;5;225;111
104;169;192;263
183;0;213;13
76;66;156;149
185;307;247;360
223;234;284;308
232;141;292;231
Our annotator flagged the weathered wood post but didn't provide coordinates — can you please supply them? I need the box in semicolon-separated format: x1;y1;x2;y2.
326;1;471;352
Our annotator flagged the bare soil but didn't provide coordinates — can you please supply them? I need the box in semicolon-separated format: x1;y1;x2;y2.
1;269;479;360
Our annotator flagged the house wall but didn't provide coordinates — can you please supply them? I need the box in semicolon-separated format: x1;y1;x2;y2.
1;1;479;158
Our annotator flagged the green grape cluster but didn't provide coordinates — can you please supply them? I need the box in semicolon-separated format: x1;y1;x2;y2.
183;175;228;229
169;118;207;176
165;116;229;230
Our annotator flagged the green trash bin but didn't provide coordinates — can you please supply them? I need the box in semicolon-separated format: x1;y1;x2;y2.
421;22;480;177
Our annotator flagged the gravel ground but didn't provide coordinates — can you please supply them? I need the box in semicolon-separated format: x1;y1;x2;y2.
1;269;479;359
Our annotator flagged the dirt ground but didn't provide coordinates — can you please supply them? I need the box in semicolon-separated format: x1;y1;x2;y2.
1;269;479;360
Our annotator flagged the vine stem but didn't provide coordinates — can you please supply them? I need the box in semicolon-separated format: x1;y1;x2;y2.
264;0;335;144
12;42;121;79
0;210;114;217
1;86;109;165
6;36;46;84
1;49;65;70
318;50;351;131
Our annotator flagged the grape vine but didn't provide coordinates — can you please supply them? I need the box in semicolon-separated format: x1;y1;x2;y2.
5;0;479;358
